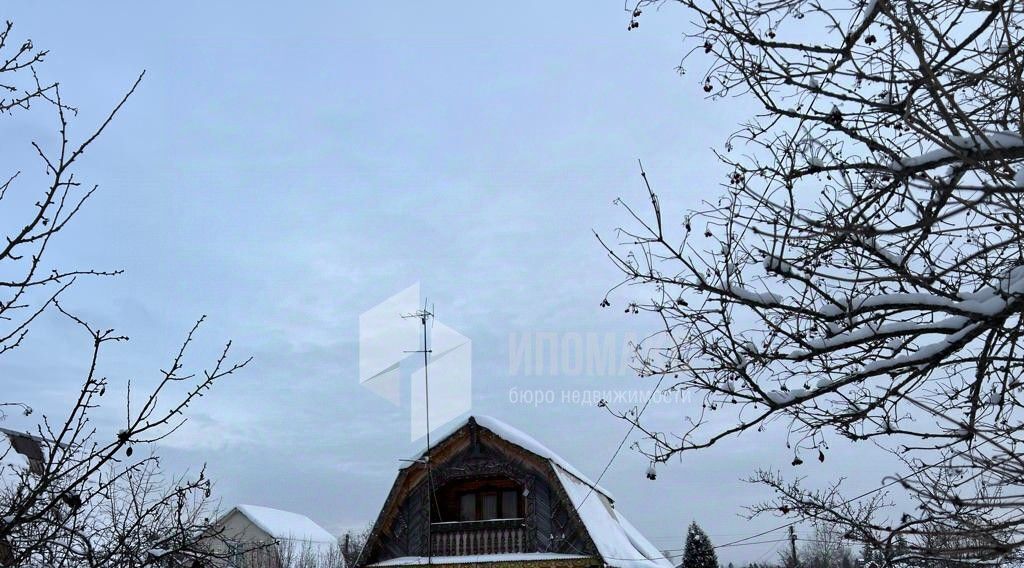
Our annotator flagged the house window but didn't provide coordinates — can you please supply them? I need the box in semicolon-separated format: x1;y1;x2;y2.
436;477;525;522
502;490;519;518
459;494;475;521
481;494;498;520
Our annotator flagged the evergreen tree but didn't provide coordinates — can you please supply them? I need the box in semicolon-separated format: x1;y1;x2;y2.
682;522;719;568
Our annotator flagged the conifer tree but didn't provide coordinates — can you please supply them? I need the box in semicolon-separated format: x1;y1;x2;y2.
682;522;719;568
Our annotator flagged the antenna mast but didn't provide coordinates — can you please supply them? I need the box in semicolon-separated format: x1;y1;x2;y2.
404;304;435;567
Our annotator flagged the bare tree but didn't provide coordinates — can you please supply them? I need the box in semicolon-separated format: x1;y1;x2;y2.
601;0;1024;562
798;522;856;568
340;523;371;568
221;539;344;568
275;539;345;568
0;20;250;567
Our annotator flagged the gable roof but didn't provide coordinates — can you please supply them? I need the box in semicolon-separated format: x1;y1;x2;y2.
552;465;672;568
365;415;670;568
1;427;66;479
407;416;612;500
230;504;337;544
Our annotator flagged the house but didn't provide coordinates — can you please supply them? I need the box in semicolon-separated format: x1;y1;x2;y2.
205;504;342;568
356;416;672;568
1;426;55;477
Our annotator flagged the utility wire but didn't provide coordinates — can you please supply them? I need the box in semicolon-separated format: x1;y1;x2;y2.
714;388;1011;551
576;373;668;510
564;396;996;563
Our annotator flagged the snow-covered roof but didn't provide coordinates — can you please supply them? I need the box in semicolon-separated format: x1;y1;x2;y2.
553;465;673;568
405;416;670;568
0;427;55;482
368;553;591;567
232;504;337;545
408;415;612;499
0;430;30;469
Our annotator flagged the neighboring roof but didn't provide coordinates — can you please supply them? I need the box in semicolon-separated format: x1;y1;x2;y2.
407;415;612;499
0;427;60;477
553;465;673;568
369;553;592;567
231;504;337;544
0;430;31;471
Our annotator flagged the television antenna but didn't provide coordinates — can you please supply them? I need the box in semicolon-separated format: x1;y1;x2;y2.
403;303;436;566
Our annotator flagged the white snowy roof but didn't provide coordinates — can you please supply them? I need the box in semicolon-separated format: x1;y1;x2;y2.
407;416;669;568
233;504;337;544
369;553;590;567
553;465;673;568
0;432;29;468
0;427;55;483
0;438;26;489
409;415;612;499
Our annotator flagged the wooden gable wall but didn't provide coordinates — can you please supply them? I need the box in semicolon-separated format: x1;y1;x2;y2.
357;420;599;566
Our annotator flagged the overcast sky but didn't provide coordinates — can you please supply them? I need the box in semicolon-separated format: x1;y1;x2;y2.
1;2;905;564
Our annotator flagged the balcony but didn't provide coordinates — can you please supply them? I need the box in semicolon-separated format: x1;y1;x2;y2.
431;518;527;556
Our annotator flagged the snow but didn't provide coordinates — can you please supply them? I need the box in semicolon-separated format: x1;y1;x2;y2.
986;390;1000;406
368;553;592;566
856;0;878;30
765;388;809;405
805;265;1024;366
892;131;1024;171
763;255;801;279
725;283;783;305
406;417;668;568
399;417;671;568
0;427;50;484
234;504;337;545
553;465;673;568
0;434;30;471
766;390;794;404
858;320;979;375
408;416;613;499
855;235;905;266
1015;166;1024;188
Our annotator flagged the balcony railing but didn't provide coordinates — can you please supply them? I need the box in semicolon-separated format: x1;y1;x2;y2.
431;518;527;556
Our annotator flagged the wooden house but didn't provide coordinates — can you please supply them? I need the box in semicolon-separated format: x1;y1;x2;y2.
356;416;670;568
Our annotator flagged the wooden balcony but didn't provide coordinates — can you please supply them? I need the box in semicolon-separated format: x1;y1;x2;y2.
430;519;527;556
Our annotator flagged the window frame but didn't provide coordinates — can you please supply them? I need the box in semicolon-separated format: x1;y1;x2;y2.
436;477;525;523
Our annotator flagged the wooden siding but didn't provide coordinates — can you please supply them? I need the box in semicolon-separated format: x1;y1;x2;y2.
358;420;600;567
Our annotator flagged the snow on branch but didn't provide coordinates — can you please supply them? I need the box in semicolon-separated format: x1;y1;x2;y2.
605;0;1024;561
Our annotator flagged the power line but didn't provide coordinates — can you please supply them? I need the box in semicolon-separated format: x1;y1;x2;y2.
713;433;996;551
564;402;996;563
576;372;668;510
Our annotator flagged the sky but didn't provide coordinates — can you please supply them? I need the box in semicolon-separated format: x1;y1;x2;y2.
0;2;905;564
